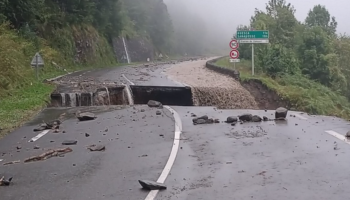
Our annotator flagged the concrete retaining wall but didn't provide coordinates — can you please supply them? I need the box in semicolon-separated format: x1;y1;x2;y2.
205;57;240;80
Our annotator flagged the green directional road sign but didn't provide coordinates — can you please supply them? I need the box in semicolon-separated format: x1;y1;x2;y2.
236;30;269;43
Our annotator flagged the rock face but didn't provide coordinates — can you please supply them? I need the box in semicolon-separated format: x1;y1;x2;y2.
226;116;238;123
138;180;167;190
275;107;288;119
77;112;97;121
239;114;253;122
147;100;163;108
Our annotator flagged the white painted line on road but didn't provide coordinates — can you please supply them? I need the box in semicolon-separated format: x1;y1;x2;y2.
28;130;50;142
295;114;308;120
325;130;350;145
145;106;182;200
122;74;134;85
123;73;183;200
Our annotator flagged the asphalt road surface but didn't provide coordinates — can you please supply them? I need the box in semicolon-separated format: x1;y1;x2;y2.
1;60;350;200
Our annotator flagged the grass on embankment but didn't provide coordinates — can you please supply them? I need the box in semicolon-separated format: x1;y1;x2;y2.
0;23;139;136
215;57;350;119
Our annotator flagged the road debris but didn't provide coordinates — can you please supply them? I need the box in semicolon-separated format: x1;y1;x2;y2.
156;110;162;115
3;160;20;166
76;111;97;121
0;176;13;186
33;120;61;132
345;131;350;138
252;115;262;122
87;144;105;151
62;140;78;145
192;115;219;125
225;116;238;123
147;100;163;108
138;180;167;190
275;107;288;120
239;114;253;122
24;147;73;163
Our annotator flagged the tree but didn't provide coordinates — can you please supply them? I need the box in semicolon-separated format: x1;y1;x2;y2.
305;5;337;35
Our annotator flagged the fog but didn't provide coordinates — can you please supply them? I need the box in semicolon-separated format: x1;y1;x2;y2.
164;0;350;55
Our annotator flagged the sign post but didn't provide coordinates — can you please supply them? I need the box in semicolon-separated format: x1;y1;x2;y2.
236;30;269;75
30;52;44;80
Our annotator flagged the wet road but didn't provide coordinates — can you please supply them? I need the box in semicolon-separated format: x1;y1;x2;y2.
2;59;350;200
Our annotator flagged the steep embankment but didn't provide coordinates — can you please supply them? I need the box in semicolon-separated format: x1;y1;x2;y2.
214;57;350;119
165;59;258;109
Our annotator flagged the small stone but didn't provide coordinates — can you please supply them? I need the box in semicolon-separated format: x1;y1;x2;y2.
226;116;238;123
16;146;22;150
62;140;78;145
34;145;40;149
140;109;145;112
346;131;350;138
147;100;162;108
231;122;237;126
77;112;97;121
87;145;106;151
191;113;197;117
138;180;167;190
156;111;161;115
85;133;90;137
263;116;268;121
192;115;208;123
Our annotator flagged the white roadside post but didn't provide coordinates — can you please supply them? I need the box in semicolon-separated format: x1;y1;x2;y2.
236;30;269;76
30;52;45;80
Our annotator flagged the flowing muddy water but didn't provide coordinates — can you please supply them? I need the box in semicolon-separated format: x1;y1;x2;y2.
165;59;258;109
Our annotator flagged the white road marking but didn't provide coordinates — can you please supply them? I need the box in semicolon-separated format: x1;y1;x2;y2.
28;130;50;142
144;106;182;200
122;74;134;85
122;74;183;200
325;130;350;144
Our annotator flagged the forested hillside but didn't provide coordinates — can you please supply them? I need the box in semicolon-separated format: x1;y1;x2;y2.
0;0;174;96
234;0;350;117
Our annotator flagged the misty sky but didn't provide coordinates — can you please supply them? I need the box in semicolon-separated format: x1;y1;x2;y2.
164;0;350;36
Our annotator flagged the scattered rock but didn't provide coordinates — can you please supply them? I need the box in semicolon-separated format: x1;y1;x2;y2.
252;115;262;122
76;112;97;121
62;140;77;145
24;147;73;163
0;176;13;186
85;133;90;137
231;122;237;126
239;114;253;122
191;113;197;117
147;100;162;108
275;107;288;120
192;115;208;123
226;116;238;123
140;109;145;112
346;131;350;138
16;146;22;150
156;111;161;115
34;145;40;149
263;116;269;121
87;144;105;151
138;180;167;190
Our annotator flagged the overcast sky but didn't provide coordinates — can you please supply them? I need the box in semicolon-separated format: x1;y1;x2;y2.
164;0;350;35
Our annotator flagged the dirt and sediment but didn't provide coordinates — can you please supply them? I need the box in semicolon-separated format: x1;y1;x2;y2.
165;59;259;109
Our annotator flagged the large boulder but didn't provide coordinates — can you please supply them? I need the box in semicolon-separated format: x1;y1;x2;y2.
275;107;288;120
226;116;238;123
252;115;262;122
239;114;253;122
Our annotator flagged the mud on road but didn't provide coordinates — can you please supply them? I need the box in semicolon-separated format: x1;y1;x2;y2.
165;59;259;109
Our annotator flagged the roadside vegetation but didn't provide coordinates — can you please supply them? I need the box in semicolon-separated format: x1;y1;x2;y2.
215;0;350;119
0;0;177;134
